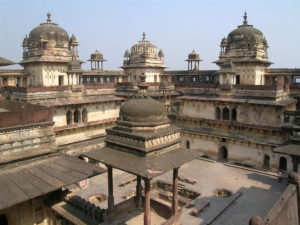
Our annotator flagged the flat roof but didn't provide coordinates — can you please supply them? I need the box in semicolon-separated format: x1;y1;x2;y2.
84;147;200;179
0;154;105;211
177;96;297;106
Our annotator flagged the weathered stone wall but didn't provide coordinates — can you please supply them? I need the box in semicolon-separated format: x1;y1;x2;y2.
0;123;56;164
179;99;286;126
249;184;299;225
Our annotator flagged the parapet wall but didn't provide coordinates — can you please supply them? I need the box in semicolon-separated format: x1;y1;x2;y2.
0;100;53;128
249;184;299;225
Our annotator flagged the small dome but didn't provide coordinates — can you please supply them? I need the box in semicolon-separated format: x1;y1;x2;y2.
221;37;227;46
69;34;78;46
158;49;164;58
188;50;200;60
90;50;104;61
119;96;168;123
124;49;130;58
22;35;29;47
227;12;265;47
28;13;69;47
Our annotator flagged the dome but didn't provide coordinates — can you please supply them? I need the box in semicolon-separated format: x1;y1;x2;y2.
227;12;265;47
130;32;158;58
28;13;69;47
187;50;200;60
119;96;168;123
90;50;104;61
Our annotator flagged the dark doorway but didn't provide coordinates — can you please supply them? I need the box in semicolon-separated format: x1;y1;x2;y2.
186;140;190;149
279;157;287;171
216;107;221;120
236;75;240;84
220;146;228;161
59;76;64;86
66;111;71;125
232;108;237;121
223;107;229;120
74;110;80;123
0;214;8;225
263;155;270;169
82;108;88;123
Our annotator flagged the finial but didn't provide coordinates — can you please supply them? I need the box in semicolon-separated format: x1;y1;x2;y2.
243;11;248;25
137;72;149;93
47;12;51;23
142;32;146;41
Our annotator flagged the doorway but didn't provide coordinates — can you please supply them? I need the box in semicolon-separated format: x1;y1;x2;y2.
263;155;270;169
236;75;240;84
219;146;228;161
279;157;287;171
0;214;8;225
59;76;64;86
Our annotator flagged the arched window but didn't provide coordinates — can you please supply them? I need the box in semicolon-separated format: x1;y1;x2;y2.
216;107;221;120
82;108;88;123
279;157;287;171
186;140;190;149
223;107;229;120
66;110;72;125
74;110;80;123
232;108;237;121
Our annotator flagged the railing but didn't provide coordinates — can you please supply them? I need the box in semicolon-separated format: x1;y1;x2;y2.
83;83;116;89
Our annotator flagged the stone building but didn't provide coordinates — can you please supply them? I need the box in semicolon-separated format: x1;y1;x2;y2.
166;13;299;173
0;99;104;225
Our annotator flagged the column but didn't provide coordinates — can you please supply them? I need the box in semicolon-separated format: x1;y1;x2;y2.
292;156;300;172
136;176;142;208
71;110;74;125
101;61;103;71
144;178;151;225
172;167;179;215
107;165;114;212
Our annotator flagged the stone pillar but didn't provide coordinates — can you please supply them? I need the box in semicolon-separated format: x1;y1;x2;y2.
136;176;142;208
144;178;151;225
101;61;103;71
172;167;179;215
292;156;300;172
107;165;114;212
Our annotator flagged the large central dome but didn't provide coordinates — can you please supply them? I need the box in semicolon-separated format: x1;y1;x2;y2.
130;32;158;59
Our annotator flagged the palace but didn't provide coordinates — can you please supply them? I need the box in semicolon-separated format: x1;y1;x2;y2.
0;12;300;225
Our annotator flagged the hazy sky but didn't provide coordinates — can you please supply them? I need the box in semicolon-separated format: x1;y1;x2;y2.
0;0;299;70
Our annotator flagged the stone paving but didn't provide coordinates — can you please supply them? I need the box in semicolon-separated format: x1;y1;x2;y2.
70;159;287;225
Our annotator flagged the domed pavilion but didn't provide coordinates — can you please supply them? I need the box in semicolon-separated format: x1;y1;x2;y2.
84;74;199;225
214;12;272;85
121;32;167;83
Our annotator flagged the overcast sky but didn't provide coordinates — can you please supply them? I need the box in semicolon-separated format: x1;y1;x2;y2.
0;0;299;70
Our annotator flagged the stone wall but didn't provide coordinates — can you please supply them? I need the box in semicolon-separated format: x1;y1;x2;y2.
249;184;299;225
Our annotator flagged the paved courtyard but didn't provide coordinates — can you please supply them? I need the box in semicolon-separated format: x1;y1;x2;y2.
70;159;287;225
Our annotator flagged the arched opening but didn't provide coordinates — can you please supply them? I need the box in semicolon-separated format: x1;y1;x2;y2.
74;110;80;123
215;107;221;120
263;155;270;169
231;108;237;121
154;75;157;83
279;157;287;171
186;140;190;149
0;214;8;225
223;107;229;120
82;108;88;123
66;110;72;125
236;75;240;84
219;146;228;161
